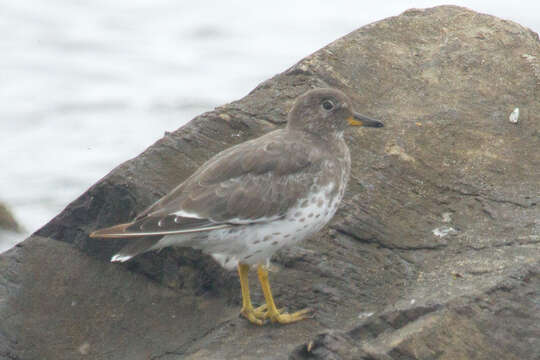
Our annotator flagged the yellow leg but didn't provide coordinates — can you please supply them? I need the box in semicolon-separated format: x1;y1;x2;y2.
256;264;312;324
237;263;267;325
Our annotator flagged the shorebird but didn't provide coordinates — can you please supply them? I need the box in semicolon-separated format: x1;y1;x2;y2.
90;88;383;325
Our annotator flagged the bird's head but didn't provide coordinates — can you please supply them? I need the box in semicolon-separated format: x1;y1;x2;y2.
287;88;383;138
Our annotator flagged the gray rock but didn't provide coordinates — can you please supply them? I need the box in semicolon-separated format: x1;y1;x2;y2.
1;5;539;360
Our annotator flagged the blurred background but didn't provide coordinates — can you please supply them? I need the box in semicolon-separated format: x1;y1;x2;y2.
1;0;539;252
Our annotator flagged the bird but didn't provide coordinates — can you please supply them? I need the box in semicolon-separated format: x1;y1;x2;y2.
90;88;383;325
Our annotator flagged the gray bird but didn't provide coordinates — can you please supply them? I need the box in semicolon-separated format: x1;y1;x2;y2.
90;88;383;325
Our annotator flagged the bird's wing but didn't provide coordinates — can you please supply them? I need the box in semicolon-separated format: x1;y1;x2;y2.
90;130;324;238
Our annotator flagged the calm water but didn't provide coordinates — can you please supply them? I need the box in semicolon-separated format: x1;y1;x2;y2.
1;0;539;252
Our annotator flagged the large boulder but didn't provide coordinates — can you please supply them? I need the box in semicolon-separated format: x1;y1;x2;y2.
1;5;538;360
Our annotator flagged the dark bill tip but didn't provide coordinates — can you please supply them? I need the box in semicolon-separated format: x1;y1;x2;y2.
350;112;384;128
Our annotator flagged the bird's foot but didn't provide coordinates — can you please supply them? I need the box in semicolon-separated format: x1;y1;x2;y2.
241;304;299;325
266;307;313;324
240;304;270;325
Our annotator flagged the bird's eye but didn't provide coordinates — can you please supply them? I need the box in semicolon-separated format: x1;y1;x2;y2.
322;99;335;111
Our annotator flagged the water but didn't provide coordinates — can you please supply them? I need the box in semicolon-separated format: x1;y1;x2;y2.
1;0;539;253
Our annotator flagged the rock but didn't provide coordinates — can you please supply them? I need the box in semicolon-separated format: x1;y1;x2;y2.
1;5;539;360
0;201;22;233
291;265;539;360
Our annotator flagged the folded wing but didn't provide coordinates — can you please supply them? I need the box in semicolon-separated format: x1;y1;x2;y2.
90;130;324;239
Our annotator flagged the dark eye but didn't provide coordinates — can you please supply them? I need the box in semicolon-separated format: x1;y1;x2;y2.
322;99;335;111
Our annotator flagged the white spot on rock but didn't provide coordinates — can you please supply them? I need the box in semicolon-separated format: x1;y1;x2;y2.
432;226;457;238
298;63;309;72
219;113;231;122
111;254;132;262
509;107;519;123
442;212;452;223
358;311;374;319
78;342;90;355
386;144;415;162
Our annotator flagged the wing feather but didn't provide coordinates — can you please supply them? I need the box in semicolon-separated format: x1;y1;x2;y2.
89;215;233;238
91;129;326;239
141;129;324;223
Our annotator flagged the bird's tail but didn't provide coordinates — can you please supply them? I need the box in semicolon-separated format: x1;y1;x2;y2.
110;237;159;263
89;222;160;262
89;222;137;239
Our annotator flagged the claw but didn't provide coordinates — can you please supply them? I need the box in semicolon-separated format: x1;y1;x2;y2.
240;307;265;325
252;304;288;320
268;307;313;324
254;303;267;312
252;304;268;320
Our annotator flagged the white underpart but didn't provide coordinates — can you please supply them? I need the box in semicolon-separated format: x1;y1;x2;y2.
151;182;343;271
172;210;203;218
224;215;282;225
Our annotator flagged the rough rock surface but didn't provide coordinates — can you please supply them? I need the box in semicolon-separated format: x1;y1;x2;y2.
1;5;539;360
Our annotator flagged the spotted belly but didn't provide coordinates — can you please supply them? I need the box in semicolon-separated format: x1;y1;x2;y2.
202;183;342;270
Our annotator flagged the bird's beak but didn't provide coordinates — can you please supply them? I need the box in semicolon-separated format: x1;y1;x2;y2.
347;112;384;128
